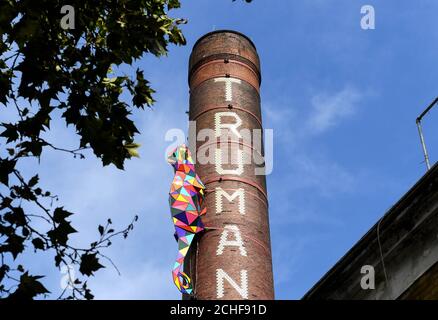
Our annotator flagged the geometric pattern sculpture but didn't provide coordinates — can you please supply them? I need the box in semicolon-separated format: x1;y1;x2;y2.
168;144;207;295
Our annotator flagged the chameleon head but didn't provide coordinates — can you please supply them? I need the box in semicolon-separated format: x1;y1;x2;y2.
167;144;195;171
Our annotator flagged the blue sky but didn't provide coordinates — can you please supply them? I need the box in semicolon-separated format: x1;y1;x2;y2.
3;0;438;299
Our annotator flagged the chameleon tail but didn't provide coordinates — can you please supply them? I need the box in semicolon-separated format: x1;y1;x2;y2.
172;233;195;295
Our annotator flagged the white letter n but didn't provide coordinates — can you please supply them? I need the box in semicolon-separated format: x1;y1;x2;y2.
216;269;248;299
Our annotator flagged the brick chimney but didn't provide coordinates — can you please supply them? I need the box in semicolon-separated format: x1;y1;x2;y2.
186;30;274;300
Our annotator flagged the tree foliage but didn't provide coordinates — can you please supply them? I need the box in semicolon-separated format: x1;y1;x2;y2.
0;0;186;299
0;0;251;300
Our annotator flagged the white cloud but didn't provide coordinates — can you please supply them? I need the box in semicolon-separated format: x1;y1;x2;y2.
289;154;356;197
307;87;362;134
263;86;361;197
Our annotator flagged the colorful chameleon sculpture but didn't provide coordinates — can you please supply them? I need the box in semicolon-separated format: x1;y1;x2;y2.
168;144;207;295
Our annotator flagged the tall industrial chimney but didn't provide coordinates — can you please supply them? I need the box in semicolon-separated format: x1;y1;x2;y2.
187;30;274;300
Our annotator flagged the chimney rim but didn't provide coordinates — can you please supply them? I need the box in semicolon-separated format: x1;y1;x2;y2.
192;30;258;52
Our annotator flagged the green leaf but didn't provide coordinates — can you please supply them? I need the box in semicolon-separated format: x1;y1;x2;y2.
4;207;26;226
168;0;181;10
53;207;73;223
0;265;10;283
0;196;12;209
0;124;19;143
84;288;94;300
79;253;104;277
54;252;63;268
124;142;141;158
0;159;17;186
9;272;50;299
32;238;45;250
28;174;39;187
0;233;26;259
47;221;77;246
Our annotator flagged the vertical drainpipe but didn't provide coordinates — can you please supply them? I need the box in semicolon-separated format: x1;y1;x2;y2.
416;97;438;171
